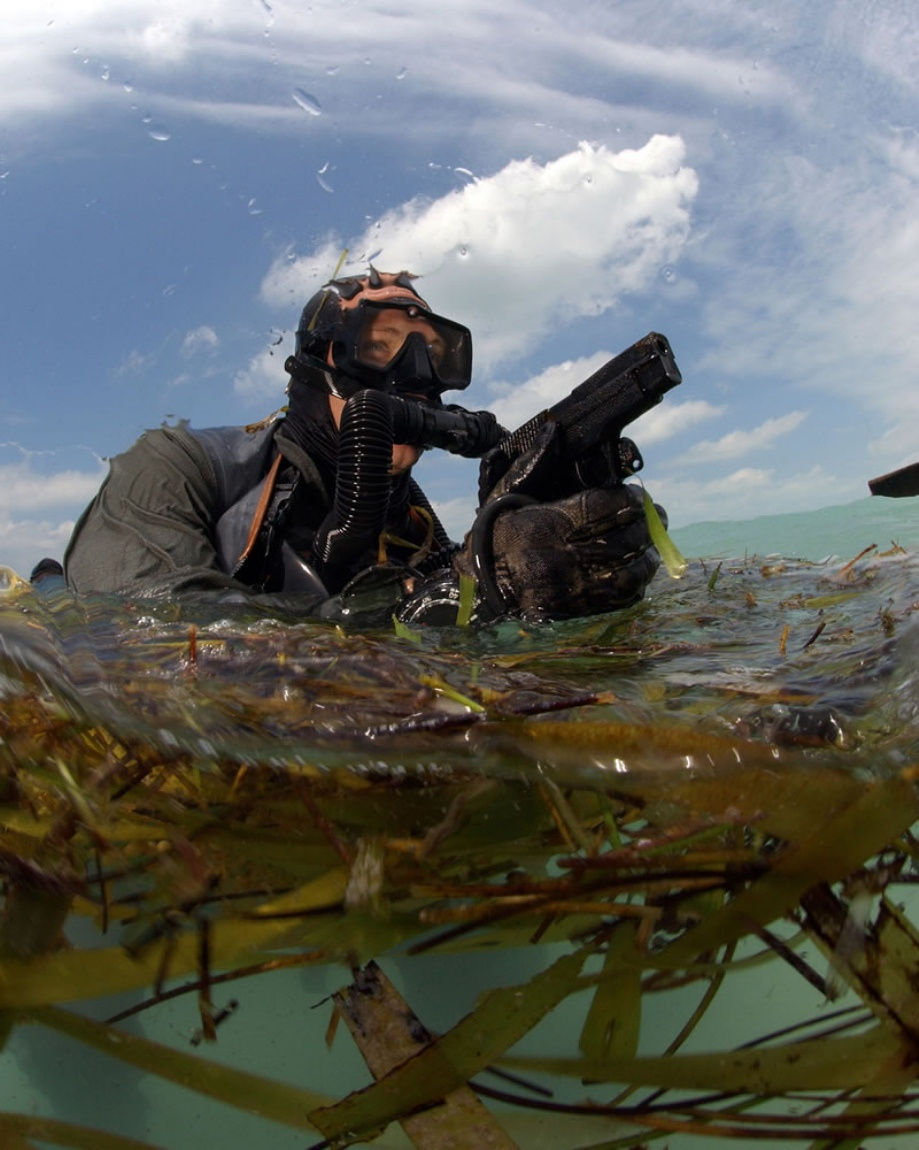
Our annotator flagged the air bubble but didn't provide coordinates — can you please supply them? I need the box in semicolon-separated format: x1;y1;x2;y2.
292;88;322;116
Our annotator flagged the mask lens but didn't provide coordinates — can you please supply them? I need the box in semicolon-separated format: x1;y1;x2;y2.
346;301;471;390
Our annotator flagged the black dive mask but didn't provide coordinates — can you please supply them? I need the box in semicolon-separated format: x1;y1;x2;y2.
329;299;472;402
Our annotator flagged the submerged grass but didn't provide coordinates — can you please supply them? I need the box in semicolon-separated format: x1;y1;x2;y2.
1;546;918;1147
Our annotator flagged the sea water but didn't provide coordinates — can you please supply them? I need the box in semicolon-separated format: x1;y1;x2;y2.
1;494;918;1150
671;494;919;563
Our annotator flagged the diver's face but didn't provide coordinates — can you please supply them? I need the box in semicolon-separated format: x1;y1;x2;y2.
355;307;444;379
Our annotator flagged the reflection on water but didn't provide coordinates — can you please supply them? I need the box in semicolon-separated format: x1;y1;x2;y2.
1;547;918;1148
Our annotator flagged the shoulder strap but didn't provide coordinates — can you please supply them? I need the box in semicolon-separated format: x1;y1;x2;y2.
236;452;283;567
231;455;304;590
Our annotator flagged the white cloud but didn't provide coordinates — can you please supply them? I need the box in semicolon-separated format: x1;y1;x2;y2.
115;349;154;377
650;463;858;529
678;411;809;464
138;12;195;62
0;0;804;154
630;400;726;446
0;451;106;575
0;461;106;514
695;138;919;438
868;421;919;470
262;136;698;375
0;515;77;579
233;336;295;400
181;325;219;357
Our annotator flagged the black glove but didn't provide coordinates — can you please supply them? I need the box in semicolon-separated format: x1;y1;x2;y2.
459;423;664;621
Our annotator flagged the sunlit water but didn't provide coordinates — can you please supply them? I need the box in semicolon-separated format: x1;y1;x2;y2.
1;496;918;1149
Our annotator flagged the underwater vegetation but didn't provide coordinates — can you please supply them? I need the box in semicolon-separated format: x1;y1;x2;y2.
1;543;919;1148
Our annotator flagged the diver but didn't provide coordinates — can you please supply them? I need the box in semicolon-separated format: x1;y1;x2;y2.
49;270;663;624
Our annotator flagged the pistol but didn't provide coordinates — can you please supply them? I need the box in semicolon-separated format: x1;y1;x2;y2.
480;331;681;500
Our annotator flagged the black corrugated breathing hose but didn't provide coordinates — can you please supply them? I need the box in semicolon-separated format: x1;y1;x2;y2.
311;390;393;589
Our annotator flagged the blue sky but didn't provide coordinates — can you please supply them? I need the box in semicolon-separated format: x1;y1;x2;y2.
1;0;917;576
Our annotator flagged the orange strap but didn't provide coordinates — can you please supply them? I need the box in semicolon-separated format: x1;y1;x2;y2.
236;452;283;565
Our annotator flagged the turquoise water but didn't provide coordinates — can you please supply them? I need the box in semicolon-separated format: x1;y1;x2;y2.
1;496;918;1150
673;495;919;562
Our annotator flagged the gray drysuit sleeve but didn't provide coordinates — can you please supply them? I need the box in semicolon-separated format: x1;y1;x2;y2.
63;426;275;599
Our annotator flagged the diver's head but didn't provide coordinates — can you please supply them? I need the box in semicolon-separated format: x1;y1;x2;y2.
294;268;472;403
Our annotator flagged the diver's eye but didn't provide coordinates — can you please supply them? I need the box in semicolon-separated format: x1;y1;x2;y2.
359;337;397;364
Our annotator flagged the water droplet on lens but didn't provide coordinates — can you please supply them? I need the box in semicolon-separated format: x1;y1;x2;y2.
148;127;170;142
396;66;407;80
292;88;321;115
660;264;677;283
326;64;340;76
457;244;470;259
100;65;110;81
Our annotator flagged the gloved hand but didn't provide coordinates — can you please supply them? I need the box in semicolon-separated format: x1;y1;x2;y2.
458;423;665;621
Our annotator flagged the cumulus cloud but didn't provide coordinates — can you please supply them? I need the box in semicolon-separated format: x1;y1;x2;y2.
678;411;809;464
261;136;698;375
